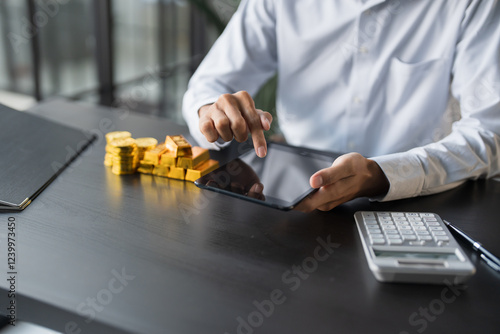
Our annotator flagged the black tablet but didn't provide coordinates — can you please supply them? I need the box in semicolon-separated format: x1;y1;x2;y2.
194;142;338;210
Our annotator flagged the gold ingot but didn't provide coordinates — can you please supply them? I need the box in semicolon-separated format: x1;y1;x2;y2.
177;146;210;169
138;160;155;167
105;131;131;144
152;165;170;177
160;151;177;167
138;165;154;174
143;143;167;165
166;135;192;157
137;160;155;174
167;166;186;180
136;137;158;149
185;159;219;182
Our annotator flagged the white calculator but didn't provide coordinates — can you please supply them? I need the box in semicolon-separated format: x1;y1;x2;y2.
354;211;476;284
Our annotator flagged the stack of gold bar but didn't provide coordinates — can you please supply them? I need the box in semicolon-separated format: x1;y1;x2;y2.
104;131;132;167
108;138;139;175
105;131;220;182
155;135;219;181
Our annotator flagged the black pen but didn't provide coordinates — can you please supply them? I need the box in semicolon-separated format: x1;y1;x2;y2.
444;220;500;272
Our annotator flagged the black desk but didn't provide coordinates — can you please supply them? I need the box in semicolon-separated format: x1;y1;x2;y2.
1;99;499;334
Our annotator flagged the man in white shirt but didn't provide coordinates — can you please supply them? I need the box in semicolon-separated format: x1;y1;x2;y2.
183;0;500;212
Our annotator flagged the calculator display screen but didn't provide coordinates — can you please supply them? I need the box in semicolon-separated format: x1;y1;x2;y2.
374;251;459;261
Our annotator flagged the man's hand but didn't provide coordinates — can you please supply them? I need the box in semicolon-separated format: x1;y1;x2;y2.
296;153;390;212
198;91;273;158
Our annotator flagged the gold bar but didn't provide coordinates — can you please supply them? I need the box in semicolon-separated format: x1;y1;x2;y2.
177;146;210;169
137;161;155;174
143;142;167;165
166;135;192;157
167;166;186;180
160;150;177;166
152;165;170;177
185;159;219;182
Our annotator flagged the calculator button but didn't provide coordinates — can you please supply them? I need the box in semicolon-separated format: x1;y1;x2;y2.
380;221;394;225
379;216;393;221
392;213;405;217
398;226;412;230
432;231;447;236
409;240;426;246
426;222;440;226
406;213;420;217
377;212;391;217
385;230;400;234
394;217;407;221
434;236;450;241
371;239;386;245
437;241;449;247
370;234;384;239
411;221;424;226
403;235;417;241
366;225;380;230
367;229;381;234
420;213;435;217
387;234;402;239
429;227;443;231
364;220;378;225
416;231;430;235
423;218;438;222
382;225;397;230
418;236;433;241
388;239;403;245
362;212;376;219
400;230;415;235
413;226;427;231
396;221;409;226
407;217;422;222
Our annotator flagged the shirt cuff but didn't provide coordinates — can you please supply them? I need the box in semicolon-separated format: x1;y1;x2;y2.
369;151;426;202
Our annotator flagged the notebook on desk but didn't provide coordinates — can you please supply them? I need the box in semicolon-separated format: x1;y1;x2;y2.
0;103;96;211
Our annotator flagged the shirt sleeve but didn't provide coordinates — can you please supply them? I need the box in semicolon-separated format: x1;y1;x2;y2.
371;0;500;201
182;0;278;149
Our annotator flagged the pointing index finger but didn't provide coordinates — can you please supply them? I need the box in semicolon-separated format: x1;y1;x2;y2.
235;93;268;158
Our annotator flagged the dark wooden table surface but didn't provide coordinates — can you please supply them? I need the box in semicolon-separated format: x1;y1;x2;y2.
1;99;499;334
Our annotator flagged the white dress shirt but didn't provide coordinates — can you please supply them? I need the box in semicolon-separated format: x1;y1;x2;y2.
183;0;500;201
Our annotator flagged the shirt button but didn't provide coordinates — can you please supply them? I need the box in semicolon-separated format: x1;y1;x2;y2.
353;96;363;104
348;141;355;150
359;46;369;53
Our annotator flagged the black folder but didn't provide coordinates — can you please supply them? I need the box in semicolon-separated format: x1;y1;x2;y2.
0;103;96;211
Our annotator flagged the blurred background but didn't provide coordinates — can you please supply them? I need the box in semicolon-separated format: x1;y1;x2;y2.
0;0;277;127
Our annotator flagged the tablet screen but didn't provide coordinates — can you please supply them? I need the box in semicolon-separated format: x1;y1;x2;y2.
195;143;336;210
